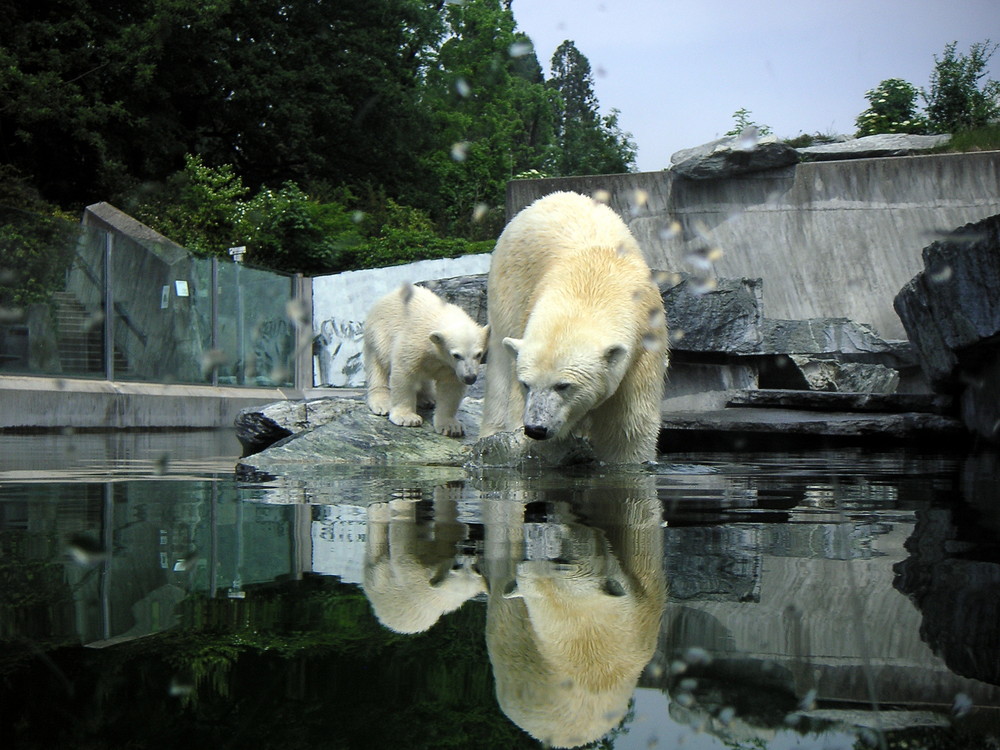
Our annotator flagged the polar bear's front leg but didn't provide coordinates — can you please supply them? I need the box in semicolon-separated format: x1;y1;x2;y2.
388;367;423;427
364;341;392;416
432;379;466;437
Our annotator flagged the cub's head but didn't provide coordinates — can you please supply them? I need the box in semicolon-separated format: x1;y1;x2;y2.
430;323;489;385
503;335;631;441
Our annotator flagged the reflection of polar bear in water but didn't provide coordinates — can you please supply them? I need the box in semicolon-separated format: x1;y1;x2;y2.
482;477;666;748
362;485;485;634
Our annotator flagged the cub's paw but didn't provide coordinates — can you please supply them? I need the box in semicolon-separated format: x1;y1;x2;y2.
367;392;390;416
434;418;465;437
389;409;423;427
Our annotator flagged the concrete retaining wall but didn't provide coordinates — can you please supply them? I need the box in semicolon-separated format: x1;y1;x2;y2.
0;375;301;431
507;152;1000;340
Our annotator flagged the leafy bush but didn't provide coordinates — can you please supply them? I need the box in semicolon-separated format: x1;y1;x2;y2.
924;40;1000;133
724;108;773;138
0;167;78;308
855;78;929;136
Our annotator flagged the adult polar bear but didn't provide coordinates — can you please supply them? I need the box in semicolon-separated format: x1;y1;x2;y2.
480;191;668;463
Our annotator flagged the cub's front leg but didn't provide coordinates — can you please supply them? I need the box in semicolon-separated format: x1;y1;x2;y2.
432;378;467;437
387;366;423;427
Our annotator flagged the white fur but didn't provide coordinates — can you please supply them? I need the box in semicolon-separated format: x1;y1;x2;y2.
481;191;669;462
364;284;488;436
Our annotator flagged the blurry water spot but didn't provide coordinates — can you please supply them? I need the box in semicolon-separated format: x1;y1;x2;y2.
153;452;170;475
629;188;649;216
651;270;681;287
0;306;23;323
83;310;105;334
591;189;611;204
675;692;695;707
717;706;735;726
351;210;365;224
689;277;718;296
200;348;229;379
508;41;533;57
617;242;630;257
54;379;67;391
952;692;973;717
455;77;471;98
669;659;687;675
734;126;760;151
66;534;106;566
269;364;290;383
169;677;195;698
0;267;15;283
797;687;817;711
286;298;309;326
679;678;698;692
400;283;414;305
928;264;953;283
595;65;607;77
642;332;664;352
450;141;470;162
173;551;200;572
472;203;489;223
658;221;682;241
683;646;711;666
669;329;686;344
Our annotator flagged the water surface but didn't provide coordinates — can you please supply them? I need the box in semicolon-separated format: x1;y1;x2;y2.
1;433;998;749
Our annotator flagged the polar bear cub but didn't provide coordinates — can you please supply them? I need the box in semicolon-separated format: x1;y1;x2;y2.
364;283;488;437
480;191;668;463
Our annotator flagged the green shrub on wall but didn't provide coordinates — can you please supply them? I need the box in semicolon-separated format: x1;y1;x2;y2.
855;78;929;136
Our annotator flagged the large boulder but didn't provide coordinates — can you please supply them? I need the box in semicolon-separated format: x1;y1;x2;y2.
797;133;950;161
894;213;1000;442
670;134;799;180
659;274;764;355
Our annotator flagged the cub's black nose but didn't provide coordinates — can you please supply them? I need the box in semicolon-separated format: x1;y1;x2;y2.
463;374;477;385
524;424;549;440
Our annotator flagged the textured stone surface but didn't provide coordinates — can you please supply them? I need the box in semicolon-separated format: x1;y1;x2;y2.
670;135;800;180
797;133;950;161
761;318;898;356
726;389;954;415
235;396;364;455
894;213;1000;390
418;275;489;327
660;274;764;354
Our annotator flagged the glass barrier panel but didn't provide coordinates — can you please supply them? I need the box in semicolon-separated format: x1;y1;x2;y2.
1;208;104;379
215;261;295;387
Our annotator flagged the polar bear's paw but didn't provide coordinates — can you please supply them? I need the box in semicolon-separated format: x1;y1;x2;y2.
434;418;465;437
389;409;423;427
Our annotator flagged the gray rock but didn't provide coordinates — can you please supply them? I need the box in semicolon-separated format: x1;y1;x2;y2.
418;274;489;327
670;135;799;180
235;396;364;455
726;389;953;415
469;431;595;468
797;133;950;161
238;398;475;470
659;274;764;354
787;357;900;394
761;318;897;356
894;214;1000;388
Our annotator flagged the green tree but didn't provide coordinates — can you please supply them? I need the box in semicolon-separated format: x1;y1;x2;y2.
419;0;555;237
855;79;929;136
924;40;1000;133
724;107;773;137
548;40;636;176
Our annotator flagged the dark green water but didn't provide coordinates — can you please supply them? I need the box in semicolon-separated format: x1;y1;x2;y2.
1;433;998;749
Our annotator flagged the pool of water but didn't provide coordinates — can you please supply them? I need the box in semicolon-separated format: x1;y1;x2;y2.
1;432;998;749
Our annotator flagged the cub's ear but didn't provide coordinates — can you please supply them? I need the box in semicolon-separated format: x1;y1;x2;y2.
429;331;445;347
604;343;629;367
502;337;523;357
481;324;490;344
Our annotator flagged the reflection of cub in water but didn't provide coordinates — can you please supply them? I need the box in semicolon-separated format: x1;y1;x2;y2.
483;477;666;748
362;485;484;634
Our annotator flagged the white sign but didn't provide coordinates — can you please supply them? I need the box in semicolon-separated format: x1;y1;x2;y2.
174;280;189;297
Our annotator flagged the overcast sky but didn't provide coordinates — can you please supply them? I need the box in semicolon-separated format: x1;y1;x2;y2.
511;0;1000;172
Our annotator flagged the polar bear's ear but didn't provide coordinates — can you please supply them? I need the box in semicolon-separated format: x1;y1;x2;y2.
429;331;445;347
503;337;523;357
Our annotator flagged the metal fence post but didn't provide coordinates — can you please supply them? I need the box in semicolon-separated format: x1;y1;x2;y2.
211;256;219;387
103;231;114;382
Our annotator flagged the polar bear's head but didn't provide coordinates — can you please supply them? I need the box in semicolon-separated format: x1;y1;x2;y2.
503;334;631;441
430;322;489;385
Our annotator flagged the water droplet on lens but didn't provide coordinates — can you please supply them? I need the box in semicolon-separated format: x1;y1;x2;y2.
450;141;470;161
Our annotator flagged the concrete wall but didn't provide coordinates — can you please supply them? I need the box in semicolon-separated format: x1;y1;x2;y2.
507;152;1000;340
0;375;302;431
